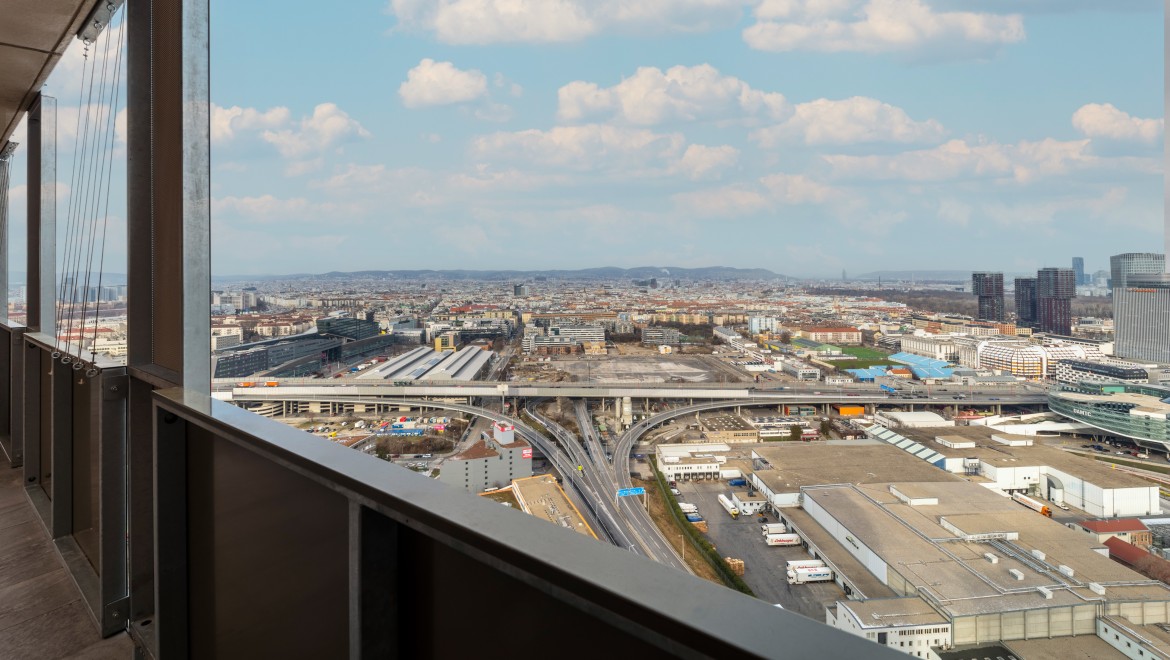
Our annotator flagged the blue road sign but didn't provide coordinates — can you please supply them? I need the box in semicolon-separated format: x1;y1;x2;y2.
616;487;646;497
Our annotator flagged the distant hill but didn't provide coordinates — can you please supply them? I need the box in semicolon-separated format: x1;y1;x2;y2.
852;270;974;283
213;266;787;282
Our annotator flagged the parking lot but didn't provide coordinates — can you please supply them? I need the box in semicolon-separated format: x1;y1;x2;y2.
674;479;845;618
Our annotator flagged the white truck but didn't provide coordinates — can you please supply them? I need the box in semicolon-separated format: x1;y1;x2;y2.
785;559;825;570
717;494;740;520
761;523;787;535
787;567;833;584
764;533;801;547
678;503;698;514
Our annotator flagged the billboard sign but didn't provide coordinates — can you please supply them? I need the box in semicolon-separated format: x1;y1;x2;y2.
617;487;646;497
521;447;533;459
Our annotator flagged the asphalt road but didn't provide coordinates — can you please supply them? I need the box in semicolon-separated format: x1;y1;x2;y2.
676;479;846;619
573;400;690;571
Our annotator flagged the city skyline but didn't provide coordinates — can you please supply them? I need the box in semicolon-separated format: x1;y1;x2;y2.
1;1;1164;278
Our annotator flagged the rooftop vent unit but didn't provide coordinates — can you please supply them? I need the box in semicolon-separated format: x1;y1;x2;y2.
1058;565;1075;578
1009;569;1025;581
984;553;999;564
1037;586;1054;600
1031;549;1046;561
1089;583;1107;596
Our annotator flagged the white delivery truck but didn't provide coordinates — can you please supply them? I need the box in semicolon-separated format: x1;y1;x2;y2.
761;523;787;535
764;533;801;547
785;559;825;570
678;503;698;514
787;567;833;584
717;494;740;519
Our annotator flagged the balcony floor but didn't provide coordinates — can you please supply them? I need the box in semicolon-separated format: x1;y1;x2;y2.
0;456;135;659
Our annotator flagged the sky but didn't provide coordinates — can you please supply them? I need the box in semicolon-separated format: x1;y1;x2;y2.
4;0;1166;279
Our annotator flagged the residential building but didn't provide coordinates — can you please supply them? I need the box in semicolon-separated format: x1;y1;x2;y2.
971;272;1005;322
801;327;862;345
1075;519;1152;547
642;326;682;346
1036;268;1075;336
548;325;605;343
748;316;779;335
1014;277;1037;327
1114;273;1170;364
434;330;459;352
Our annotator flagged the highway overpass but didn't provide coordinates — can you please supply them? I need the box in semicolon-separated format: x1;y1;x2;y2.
221;383;1049;407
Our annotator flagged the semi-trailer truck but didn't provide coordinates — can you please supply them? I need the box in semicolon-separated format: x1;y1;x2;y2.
717;494;740;519
785;559;825;570
764;533;801;547
685;513;703;523
761;523;787;535
678;503;699;514
787;567;833;584
1011;492;1053;517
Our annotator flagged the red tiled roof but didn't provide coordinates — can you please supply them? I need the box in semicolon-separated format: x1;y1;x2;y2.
1081;519;1148;534
1103;537;1148;565
451;439;497;461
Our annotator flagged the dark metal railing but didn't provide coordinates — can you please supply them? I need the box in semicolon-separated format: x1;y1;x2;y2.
148;386;891;658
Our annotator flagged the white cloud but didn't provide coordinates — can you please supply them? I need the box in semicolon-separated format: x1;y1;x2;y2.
470;124;742;182
1071;103;1163;144
212;194;310;219
399;59;489;108
261;103;370;160
759;172;834;203
470;124;686;172
388;0;746;44
672;186;770;216
823;137;1109;183
211;104;291;143
743;0;1025;56
672;172;837;215
752;96;945;146
673;144;740;180
557;64;788;125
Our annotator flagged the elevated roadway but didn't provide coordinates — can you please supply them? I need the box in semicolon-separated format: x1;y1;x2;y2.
223;383;1048;408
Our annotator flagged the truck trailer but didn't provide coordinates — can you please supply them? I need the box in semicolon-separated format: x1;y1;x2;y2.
787;567;833;584
678;503;699;514
717;494;740;519
764;534;801;547
1011;492;1053;517
785;559;825;570
761;523;787;535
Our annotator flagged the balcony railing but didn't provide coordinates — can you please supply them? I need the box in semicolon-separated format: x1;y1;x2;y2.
1;322;898;658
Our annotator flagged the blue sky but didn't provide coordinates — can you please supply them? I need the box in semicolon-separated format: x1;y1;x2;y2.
7;1;1165;279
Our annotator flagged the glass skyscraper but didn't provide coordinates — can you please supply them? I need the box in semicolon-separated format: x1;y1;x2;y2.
1111;253;1165;290
1115;273;1170;364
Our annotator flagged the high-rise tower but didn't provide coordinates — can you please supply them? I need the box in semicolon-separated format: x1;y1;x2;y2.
1072;257;1085;286
1110;253;1165;290
1014;278;1037;327
971;272;1005;322
1036;267;1075;335
1115;273;1170;363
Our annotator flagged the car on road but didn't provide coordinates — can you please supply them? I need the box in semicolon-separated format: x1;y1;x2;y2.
670;488;681;496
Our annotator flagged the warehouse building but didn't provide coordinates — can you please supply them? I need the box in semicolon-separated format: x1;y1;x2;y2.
808;481;1170;652
656;443;732;482
863;425;1161;518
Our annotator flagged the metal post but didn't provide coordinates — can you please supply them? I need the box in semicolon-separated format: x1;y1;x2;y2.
0;141;14;323
26;95;55;335
126;0;210;390
124;0;210;637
